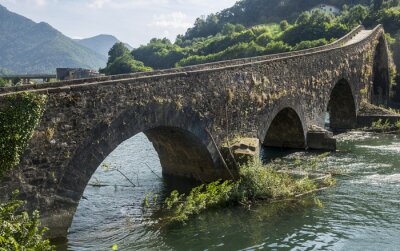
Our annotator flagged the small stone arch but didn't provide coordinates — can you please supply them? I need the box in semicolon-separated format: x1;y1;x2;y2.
371;35;391;105
327;79;357;129
260;103;307;149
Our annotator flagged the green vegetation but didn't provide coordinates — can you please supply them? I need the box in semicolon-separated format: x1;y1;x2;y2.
100;42;152;75
371;118;392;130
181;0;371;40
107;10;353;70
103;0;400;77
99;0;400;103
146;155;335;225
0;191;53;251
0;78;10;88
0;92;47;177
162;180;236;223
371;118;400;131
396;120;400;129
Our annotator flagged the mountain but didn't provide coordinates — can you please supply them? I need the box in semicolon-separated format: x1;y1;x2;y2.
76;34;133;58
0;5;107;74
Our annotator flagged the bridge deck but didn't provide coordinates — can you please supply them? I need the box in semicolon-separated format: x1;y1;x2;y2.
344;30;374;46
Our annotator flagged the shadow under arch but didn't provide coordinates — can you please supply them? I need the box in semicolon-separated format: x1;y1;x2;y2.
327;79;357;129
260;106;306;149
49;103;228;238
371;35;391;105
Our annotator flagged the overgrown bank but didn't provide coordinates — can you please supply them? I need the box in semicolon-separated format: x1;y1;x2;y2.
144;155;336;226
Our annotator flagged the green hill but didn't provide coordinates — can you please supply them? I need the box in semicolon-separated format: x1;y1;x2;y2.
182;0;372;40
0;5;106;74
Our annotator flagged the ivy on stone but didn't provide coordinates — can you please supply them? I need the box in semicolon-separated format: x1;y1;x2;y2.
0;92;47;177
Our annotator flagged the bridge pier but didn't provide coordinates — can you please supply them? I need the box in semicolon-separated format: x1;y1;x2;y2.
307;126;336;151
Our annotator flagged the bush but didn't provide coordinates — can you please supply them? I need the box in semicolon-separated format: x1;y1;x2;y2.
292;38;328;51
237;159;317;201
0;78;10;88
264;41;292;54
280;20;289;31
101;54;152;75
0;191;53;251
154;155;335;225
255;33;273;46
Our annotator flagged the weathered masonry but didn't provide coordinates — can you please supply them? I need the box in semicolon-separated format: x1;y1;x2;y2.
0;25;391;238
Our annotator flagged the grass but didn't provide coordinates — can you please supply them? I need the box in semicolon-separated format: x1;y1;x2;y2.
148;155;335;225
371;119;392;131
370;119;400;132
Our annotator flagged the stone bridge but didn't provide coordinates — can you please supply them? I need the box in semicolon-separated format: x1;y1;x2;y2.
0;25;391;238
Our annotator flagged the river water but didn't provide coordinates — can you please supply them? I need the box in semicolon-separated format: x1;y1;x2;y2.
55;131;400;251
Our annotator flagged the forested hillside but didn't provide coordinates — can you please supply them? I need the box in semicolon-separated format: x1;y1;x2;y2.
101;0;400;101
0;5;107;74
182;0;372;41
104;2;369;70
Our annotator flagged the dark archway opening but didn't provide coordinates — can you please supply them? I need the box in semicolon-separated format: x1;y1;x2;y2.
372;36;390;106
145;126;215;181
327;79;357;129
263;108;306;149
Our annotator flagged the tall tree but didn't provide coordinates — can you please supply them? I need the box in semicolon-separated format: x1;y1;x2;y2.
107;42;130;63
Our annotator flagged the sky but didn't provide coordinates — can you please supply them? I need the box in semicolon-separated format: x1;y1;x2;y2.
0;0;238;47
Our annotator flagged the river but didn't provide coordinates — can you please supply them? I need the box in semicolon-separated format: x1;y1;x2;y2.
55;131;400;251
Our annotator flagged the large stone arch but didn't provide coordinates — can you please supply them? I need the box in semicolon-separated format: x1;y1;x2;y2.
46;103;227;238
259;98;307;149
371;35;391;105
327;79;357;129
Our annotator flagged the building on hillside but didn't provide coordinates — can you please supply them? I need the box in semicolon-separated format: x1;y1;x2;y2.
311;4;341;15
56;68;103;81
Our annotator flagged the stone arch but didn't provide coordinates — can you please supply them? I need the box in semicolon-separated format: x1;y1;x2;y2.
327;79;357;129
48;103;226;238
260;104;306;149
371;35;391;105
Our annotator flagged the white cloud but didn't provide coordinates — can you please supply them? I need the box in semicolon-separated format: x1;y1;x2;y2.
34;0;46;6
3;0;48;6
0;0;238;46
149;11;191;29
87;0;168;9
88;0;110;8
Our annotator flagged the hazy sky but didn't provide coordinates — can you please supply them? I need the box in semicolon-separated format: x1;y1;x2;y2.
0;0;238;47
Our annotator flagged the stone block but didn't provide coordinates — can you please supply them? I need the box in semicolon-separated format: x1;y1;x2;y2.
307;126;336;151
